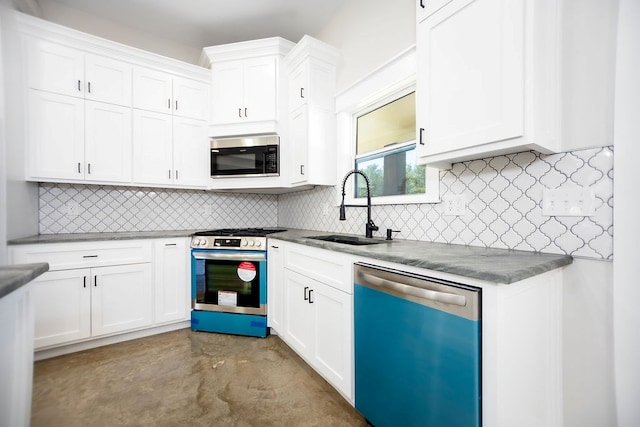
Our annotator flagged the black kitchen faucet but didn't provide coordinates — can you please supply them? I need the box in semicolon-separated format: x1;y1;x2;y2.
339;170;379;238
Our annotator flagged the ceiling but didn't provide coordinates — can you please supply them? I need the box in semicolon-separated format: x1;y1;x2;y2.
29;0;347;49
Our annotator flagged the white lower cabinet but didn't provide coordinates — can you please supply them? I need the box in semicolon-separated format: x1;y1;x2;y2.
154;238;190;324
268;239;354;402
10;238;190;352
90;263;153;337
31;269;91;348
29;261;152;349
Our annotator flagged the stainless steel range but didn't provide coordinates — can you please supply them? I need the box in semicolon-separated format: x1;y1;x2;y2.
190;228;283;337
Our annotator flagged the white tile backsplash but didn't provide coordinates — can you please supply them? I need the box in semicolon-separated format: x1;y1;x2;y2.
39;185;278;233
38;146;613;260
278;147;614;260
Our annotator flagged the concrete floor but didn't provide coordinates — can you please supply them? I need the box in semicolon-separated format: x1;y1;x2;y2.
31;329;367;426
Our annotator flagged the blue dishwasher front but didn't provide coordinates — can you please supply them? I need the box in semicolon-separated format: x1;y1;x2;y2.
354;263;481;427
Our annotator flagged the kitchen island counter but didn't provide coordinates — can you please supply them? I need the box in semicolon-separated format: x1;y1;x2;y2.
0;262;49;299
268;229;572;284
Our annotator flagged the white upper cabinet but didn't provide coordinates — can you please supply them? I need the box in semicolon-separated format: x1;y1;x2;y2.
25;37;132;106
283;35;339;187
203;37;294;137
415;0;618;169
19;13;210;189
133;67;209;121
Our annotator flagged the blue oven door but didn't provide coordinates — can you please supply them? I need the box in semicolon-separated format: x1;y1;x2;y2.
191;250;268;337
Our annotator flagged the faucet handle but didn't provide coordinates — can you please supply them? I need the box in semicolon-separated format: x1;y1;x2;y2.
386;229;401;240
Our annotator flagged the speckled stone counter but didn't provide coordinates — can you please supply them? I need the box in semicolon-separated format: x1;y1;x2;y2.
268;229;572;284
0;263;49;299
7;230;200;245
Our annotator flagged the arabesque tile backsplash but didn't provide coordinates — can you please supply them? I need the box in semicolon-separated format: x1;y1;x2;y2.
39;146;613;260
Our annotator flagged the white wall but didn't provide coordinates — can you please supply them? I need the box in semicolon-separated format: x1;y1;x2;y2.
23;1;202;64
1;3;39;241
0;3;7;264
314;0;415;93
613;0;640;425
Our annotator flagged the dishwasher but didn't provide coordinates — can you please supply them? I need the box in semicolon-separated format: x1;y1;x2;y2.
354;263;481;427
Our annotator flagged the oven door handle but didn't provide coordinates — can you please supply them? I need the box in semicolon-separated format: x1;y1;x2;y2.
193;252;266;262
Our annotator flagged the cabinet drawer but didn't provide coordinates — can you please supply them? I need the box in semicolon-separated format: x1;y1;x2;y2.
10;240;152;270
283;242;353;294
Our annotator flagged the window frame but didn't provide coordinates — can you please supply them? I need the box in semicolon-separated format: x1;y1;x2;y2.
335;46;440;207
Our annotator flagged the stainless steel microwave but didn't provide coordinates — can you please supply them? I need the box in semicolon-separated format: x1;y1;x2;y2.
210;136;279;178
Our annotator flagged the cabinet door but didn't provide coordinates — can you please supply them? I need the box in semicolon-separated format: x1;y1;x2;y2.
288;62;308;112
25;37;84;97
311;281;353;398
27;90;84;180
267;242;284;333
85;101;132;183
132;67;173;114
210;61;244;125
85;54;132;106
32;269;91;349
289;106;308;184
243;56;278;122
283;269;314;356
132;109;173;185
416;0;524;156
172;117;208;188
91;263;153;336
154;239;189;324
173;76;209;120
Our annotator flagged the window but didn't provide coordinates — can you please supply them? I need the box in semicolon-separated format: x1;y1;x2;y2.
334;46;439;206
354;92;425;198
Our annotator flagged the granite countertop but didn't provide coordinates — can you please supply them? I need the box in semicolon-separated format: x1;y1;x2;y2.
0;263;49;299
7;230;201;245
7;228;572;285
268;229;573;284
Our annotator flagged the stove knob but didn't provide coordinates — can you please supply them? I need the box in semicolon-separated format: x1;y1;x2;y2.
241;239;248;246
200;239;208;247
255;241;262;248
248;240;255;247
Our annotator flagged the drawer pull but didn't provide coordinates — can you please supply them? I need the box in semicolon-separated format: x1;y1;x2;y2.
83;255;98;258
165;243;177;246
83;276;87;288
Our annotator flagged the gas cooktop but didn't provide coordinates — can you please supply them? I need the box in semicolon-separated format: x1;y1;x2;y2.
191;228;286;250
193;228;285;238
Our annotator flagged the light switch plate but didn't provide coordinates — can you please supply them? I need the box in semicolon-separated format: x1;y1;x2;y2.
542;186;596;216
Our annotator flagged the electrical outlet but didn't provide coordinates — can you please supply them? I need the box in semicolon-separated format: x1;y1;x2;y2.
442;194;466;216
65;201;80;217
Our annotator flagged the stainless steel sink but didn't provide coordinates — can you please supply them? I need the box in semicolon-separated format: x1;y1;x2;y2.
307;234;385;246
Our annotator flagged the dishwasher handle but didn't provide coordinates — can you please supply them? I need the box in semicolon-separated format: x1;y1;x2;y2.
357;271;467;307
354;263;480;320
